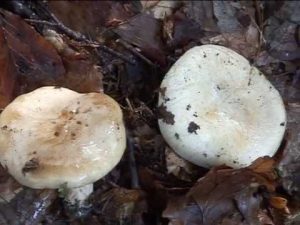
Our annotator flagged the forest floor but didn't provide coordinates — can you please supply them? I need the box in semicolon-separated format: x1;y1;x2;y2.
0;1;299;225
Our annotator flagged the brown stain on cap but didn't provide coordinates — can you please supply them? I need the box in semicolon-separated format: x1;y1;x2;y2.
157;104;175;125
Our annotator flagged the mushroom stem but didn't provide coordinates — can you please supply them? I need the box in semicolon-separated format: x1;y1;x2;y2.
65;184;93;205
63;184;93;218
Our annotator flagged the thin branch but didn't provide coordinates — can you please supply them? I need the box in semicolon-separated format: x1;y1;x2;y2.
127;134;140;189
125;97;134;111
25;19;59;28
26;13;135;64
116;39;155;67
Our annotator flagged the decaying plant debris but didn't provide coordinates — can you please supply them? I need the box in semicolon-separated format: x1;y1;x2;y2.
0;1;299;225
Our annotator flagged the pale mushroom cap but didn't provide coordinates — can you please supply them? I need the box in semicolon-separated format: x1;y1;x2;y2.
158;45;286;168
0;87;126;188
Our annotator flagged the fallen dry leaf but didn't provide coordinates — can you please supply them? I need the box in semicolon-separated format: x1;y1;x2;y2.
140;1;160;11
163;158;282;225
0;166;22;203
258;210;275;225
278;102;300;200
0;1;299;225
114;13;166;66
92;187;147;225
146;1;180;20
264;62;300;200
201;24;260;59
0;10;102;96
48;1;136;39
182;1;218;33
43;29;103;93
0;24;15;109
269;196;289;211
182;1;260;59
163;9;204;49
264;1;300;61
0;9;65;107
0;189;56;225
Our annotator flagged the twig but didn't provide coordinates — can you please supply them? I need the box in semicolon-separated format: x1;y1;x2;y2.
254;0;263;31
45;6;136;64
125;97;134;111
97;44;136;64
127;134;140;189
254;0;266;50
25;19;59;28
124;97;140;188
40;5;89;42
26;8;136;64
273;71;292;77
116;39;155;66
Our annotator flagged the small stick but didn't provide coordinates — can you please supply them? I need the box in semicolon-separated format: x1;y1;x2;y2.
46;8;136;64
127;134;140;189
98;44;136;65
125;97;134;111
124;98;140;188
42;7;89;42
25;19;56;27
25;19;135;64
116;39;155;66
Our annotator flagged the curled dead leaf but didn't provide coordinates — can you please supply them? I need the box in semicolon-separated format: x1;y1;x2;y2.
0;9;65;107
269;196;290;213
114;13;166;66
93;187;147;225
163;157;280;225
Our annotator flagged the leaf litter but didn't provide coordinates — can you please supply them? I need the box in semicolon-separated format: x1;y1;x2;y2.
0;1;299;225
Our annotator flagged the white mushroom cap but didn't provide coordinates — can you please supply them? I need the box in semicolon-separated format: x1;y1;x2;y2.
0;86;126;189
158;45;286;168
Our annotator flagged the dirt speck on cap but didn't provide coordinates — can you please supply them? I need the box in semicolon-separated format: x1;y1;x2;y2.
22;158;39;175
188;122;200;134
157;104;175;125
159;87;167;98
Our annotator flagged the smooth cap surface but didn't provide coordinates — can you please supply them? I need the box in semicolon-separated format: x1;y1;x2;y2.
158;45;286;168
0;87;126;188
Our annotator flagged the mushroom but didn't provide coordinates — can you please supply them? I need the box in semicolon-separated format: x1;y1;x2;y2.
0;86;126;208
158;45;286;168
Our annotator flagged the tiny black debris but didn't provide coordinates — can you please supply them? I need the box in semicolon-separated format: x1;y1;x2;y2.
248;77;252;86
188;122;200;134
22;158;39;175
